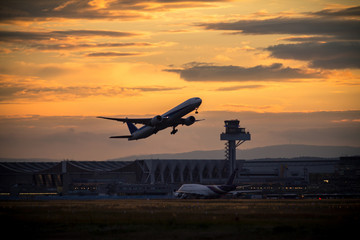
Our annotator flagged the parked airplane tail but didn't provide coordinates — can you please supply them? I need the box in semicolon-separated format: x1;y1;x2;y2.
226;168;238;185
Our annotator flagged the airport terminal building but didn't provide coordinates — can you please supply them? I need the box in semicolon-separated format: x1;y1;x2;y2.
1;156;359;198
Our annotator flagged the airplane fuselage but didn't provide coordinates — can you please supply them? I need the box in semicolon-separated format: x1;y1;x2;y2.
129;97;202;140
174;183;236;199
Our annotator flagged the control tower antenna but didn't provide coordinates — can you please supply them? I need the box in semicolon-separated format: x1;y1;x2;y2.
220;120;251;177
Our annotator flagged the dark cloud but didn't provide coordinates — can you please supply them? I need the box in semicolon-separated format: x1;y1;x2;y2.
31;42;152;51
51;30;139;37
0;31;52;41
0;0;142;21
0;30;139;42
0;85;23;102
86;52;142;57
0;0;227;22
164;62;320;82
280;36;335;43
200;6;360;69
267;41;360;69
0;30;148;54
0;84;104;102
134;86;181;92
311;5;360;17
201;17;360;40
216;85;264;91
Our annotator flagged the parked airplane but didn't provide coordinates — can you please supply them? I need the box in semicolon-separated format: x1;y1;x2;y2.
174;169;239;199
98;97;202;140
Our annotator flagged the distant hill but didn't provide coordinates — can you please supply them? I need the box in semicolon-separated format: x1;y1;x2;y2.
109;144;360;161
1;145;359;162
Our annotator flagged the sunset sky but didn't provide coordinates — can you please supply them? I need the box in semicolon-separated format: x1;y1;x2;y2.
1;0;359;160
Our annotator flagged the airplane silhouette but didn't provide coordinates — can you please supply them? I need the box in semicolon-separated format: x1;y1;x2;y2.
98;97;202;140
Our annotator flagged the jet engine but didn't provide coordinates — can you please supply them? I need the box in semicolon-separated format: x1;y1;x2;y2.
150;115;163;126
184;116;196;126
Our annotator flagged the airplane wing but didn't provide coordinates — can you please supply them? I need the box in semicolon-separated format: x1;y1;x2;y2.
97;116;151;125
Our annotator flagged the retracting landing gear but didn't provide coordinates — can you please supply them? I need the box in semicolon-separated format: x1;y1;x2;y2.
195;108;199;114
171;126;178;135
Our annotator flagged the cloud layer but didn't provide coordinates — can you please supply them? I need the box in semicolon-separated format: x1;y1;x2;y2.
0;76;181;102
0;30;139;41
267;41;360;69
201;17;360;40
200;6;360;69
165;62;320;82
0;0;227;22
0;29;156;59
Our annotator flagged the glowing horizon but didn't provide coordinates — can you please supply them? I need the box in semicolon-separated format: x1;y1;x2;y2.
0;0;359;159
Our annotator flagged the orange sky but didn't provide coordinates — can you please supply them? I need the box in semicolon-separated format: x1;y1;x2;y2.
0;0;359;160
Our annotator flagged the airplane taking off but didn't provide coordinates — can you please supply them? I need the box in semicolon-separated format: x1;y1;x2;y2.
174;169;238;199
98;97;202;140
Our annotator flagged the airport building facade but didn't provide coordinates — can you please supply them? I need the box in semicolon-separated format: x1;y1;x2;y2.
1;157;359;198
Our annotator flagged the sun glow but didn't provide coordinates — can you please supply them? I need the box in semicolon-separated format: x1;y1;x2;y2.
0;0;359;159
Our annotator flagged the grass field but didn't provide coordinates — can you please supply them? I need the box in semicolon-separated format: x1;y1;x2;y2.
1;199;359;239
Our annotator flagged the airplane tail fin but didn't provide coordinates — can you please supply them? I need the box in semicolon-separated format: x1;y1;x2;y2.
126;121;138;134
226;168;238;185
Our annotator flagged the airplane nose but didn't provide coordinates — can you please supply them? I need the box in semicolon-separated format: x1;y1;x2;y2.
191;97;202;107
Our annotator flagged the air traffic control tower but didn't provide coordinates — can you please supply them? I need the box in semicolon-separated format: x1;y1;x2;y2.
220;120;251;177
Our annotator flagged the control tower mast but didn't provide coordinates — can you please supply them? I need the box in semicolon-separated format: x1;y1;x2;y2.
220;120;251;177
